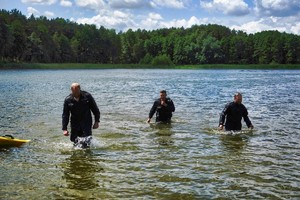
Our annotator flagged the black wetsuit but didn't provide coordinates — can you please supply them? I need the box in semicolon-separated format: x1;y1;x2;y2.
149;98;175;122
62;91;100;142
219;102;252;131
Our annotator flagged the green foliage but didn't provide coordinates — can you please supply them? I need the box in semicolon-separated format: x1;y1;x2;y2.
151;54;174;66
0;9;300;65
198;35;224;64
139;53;153;64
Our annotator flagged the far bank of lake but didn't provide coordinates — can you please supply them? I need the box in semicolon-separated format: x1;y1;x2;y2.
1;63;300;70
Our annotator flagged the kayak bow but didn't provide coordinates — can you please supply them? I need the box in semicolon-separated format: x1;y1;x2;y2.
0;135;30;148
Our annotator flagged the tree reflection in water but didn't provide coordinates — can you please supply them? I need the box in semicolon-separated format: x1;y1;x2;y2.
150;122;174;146
62;149;104;191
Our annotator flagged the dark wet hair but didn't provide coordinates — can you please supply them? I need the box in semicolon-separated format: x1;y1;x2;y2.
160;90;167;94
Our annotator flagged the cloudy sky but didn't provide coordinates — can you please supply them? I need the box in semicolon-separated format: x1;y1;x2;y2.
1;0;300;34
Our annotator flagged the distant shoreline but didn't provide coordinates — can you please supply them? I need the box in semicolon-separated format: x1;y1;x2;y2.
1;63;300;70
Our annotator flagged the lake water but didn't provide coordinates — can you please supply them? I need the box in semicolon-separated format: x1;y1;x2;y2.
0;69;299;199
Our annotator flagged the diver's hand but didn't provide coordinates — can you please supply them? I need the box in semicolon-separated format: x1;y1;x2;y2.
147;118;151;123
249;125;254;129
161;100;167;106
219;125;223;130
93;122;99;129
63;130;69;136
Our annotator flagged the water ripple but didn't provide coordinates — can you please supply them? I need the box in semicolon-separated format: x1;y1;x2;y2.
0;69;300;199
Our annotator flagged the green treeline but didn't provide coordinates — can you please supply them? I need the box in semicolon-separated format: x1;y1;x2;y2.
1;9;300;66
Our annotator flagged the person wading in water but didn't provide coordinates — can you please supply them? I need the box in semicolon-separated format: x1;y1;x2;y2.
147;90;175;123
219;92;254;131
62;83;100;148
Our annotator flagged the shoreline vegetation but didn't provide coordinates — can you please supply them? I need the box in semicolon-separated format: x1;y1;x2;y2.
1;63;300;70
1;9;300;66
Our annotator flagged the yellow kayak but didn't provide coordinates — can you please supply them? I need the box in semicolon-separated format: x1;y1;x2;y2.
0;135;30;148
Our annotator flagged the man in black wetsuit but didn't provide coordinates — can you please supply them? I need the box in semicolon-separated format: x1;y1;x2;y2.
219;93;254;131
147;90;175;123
62;83;100;147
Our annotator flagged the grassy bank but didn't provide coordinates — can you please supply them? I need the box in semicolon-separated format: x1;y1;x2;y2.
1;63;300;69
175;64;300;69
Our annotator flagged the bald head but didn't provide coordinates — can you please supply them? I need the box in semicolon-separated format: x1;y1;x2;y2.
71;83;80;89
234;92;242;104
71;83;81;98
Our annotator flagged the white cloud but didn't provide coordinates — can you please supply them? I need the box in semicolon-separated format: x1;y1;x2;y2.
254;0;300;17
151;0;186;9
231;19;273;33
291;22;300;35
139;15;210;31
139;13;163;30
59;0;300;35
74;0;186;10
113;10;128;18
230;16;300;34
76;9;207;31
44;11;55;18
140;18;161;30
77;10;137;30
161;16;210;28
75;0;106;11
149;12;163;20
27;7;55;18
200;0;250;16
60;0;72;7
21;0;57;5
27;6;40;16
261;0;295;10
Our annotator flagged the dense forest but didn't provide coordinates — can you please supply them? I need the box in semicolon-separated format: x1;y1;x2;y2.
1;9;300;65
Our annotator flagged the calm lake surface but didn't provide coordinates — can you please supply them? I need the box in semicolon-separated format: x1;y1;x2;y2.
0;69;299;199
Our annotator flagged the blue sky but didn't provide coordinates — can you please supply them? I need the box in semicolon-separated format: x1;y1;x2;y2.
1;0;300;34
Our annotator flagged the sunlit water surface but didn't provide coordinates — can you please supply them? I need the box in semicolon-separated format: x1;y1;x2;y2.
0;69;299;199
